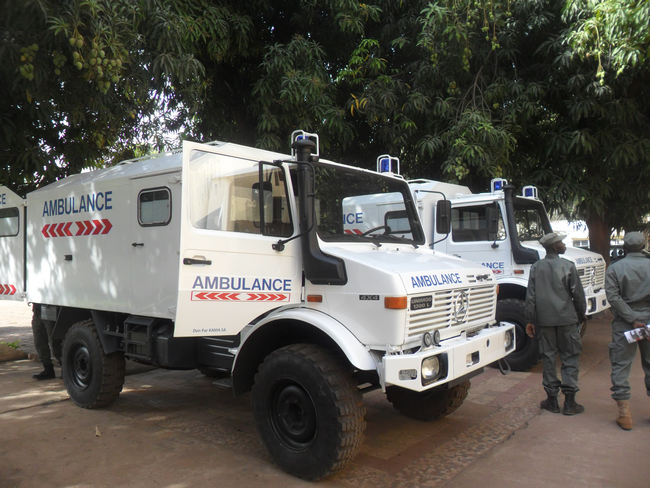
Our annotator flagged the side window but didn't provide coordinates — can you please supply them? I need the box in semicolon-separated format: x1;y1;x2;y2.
451;205;505;242
188;150;292;236
0;207;19;237
139;188;171;226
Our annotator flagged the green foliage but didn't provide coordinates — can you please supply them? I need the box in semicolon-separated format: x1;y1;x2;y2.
2;0;650;252
0;340;20;350
1;0;205;195
564;0;650;79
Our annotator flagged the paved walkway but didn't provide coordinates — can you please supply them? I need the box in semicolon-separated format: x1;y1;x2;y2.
1;300;649;487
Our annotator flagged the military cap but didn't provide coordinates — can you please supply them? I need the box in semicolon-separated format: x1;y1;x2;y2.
624;232;646;252
539;232;566;247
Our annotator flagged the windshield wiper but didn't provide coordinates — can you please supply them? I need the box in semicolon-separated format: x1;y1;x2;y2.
365;234;418;248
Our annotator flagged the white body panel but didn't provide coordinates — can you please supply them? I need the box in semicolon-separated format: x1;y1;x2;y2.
0;187;25;301
25;154;183;318
301;242;497;348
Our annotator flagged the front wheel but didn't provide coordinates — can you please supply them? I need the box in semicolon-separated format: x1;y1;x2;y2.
496;298;539;371
386;380;470;421
62;319;126;408
252;344;366;480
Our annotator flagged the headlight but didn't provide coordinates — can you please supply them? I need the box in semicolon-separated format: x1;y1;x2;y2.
422;356;440;381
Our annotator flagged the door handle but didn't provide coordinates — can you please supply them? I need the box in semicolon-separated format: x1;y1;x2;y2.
132;242;144;247
183;258;212;265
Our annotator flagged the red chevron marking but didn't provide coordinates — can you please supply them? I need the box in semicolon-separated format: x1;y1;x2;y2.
101;219;113;234
91;220;103;235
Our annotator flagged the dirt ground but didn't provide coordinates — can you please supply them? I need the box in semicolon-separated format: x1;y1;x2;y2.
2;301;650;488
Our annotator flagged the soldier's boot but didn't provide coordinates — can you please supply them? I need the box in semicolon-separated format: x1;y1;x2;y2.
32;364;55;381
615;400;633;430
562;394;585;415
540;395;560;413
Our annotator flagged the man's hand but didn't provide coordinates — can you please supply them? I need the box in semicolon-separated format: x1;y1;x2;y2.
631;321;650;341
526;323;535;338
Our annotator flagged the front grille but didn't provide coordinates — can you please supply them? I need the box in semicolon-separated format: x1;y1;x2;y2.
577;261;606;292
406;279;496;341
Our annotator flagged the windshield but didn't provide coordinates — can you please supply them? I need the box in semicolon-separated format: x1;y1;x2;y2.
512;197;552;241
307;163;424;245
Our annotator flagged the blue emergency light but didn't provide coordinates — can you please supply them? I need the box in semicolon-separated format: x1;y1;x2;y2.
522;186;538;198
291;130;319;158
376;155;400;174
490;178;508;193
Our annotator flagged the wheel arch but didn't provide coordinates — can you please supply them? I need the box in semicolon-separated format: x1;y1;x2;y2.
497;279;528;301
232;308;377;396
51;307;124;355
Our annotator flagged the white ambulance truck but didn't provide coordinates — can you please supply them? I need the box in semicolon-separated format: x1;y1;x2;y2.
344;156;609;371
0;135;514;480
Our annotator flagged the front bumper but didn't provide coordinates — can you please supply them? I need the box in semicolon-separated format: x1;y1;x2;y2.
382;322;516;393
586;289;609;315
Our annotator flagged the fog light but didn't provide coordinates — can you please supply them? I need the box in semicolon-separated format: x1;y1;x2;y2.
399;369;418;381
422;332;432;348
505;329;514;351
422;356;440;381
433;330;440;345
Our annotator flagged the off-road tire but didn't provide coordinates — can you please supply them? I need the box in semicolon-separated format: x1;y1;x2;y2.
496;298;540;371
386;380;470;421
62;319;126;408
252;343;366;481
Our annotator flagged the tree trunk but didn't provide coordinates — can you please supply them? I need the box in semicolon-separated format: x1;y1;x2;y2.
586;215;611;266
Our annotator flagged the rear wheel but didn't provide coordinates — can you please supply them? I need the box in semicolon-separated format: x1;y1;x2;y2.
252;343;365;480
386;380;470;421
62;319;126;408
496;298;539;371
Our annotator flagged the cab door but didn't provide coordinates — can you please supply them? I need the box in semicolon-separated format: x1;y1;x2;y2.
0;187;25;301
445;202;512;276
175;142;301;337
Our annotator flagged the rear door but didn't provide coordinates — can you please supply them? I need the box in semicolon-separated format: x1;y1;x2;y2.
0;187;25;300
175;142;301;337
130;171;182;318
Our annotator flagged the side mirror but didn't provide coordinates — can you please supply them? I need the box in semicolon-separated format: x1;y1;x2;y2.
486;205;499;240
436;200;452;235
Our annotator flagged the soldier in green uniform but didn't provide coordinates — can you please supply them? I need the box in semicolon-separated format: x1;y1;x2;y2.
525;232;587;415
605;231;650;430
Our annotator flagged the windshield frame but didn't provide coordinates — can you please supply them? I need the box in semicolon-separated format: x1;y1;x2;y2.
295;160;426;246
511;196;553;241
